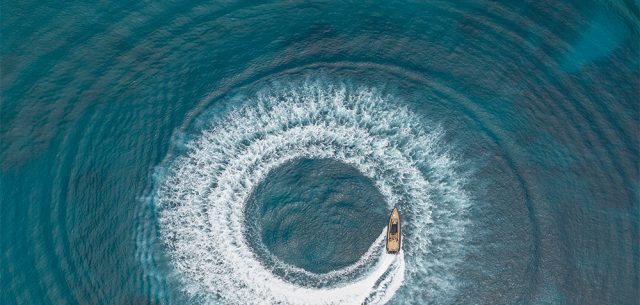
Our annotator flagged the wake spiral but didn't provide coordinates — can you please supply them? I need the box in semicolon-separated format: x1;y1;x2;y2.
152;80;470;304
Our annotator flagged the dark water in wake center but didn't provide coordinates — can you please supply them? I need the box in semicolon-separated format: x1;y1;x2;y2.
245;159;388;274
1;1;638;304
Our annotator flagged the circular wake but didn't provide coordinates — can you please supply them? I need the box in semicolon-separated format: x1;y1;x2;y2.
154;81;470;304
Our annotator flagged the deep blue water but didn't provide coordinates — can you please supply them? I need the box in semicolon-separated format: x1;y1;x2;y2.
1;1;639;304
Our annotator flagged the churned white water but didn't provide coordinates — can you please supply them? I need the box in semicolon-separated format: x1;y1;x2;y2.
151;81;470;304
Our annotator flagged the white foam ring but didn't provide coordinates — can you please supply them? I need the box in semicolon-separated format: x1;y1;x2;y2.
155;81;469;304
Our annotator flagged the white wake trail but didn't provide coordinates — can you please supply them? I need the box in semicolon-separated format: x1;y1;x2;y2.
152;81;469;304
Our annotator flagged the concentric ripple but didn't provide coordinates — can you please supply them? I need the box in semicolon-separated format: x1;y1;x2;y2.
153;81;470;304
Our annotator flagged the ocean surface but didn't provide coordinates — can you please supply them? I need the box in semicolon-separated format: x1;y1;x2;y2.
1;1;639;304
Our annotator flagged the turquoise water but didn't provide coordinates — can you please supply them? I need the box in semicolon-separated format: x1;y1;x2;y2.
1;1;638;304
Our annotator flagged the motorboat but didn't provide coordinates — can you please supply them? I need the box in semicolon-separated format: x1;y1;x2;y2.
386;207;401;254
